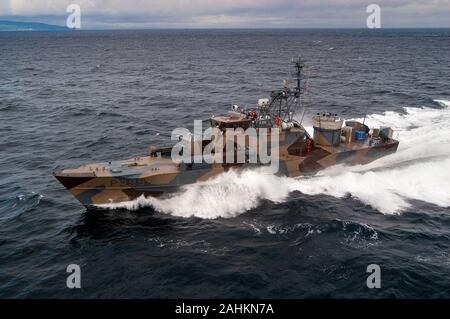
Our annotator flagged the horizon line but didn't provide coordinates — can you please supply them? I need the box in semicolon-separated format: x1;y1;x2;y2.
2;20;450;31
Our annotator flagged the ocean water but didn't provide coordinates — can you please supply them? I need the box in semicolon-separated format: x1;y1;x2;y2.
1;29;450;298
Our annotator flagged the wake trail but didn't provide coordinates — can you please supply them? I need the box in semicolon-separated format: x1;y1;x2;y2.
101;100;450;218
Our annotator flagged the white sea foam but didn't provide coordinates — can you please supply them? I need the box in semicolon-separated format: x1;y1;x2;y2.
102;100;450;218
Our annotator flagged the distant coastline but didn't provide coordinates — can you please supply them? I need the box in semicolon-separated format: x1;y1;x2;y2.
0;21;449;32
0;20;69;31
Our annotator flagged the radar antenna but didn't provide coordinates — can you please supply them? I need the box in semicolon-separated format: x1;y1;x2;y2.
292;55;305;98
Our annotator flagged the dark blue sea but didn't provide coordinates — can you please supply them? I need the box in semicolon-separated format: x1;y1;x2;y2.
1;29;450;298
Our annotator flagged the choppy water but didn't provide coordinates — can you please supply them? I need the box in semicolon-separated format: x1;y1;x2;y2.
1;29;450;298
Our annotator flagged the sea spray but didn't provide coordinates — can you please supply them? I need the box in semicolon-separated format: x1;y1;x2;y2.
100;100;450;217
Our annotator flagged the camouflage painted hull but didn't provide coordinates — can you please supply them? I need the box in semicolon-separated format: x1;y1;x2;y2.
54;128;399;208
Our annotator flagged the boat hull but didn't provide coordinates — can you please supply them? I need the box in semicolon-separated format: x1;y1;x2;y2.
54;137;399;208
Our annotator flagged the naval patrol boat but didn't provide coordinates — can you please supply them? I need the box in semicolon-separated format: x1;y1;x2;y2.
54;58;399;207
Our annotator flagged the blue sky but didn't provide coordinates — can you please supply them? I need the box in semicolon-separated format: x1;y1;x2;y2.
1;0;449;28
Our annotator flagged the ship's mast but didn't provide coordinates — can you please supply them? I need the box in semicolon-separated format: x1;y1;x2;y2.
255;56;306;128
293;56;307;125
293;56;304;98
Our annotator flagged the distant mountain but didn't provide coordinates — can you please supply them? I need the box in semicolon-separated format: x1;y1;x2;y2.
0;20;69;31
